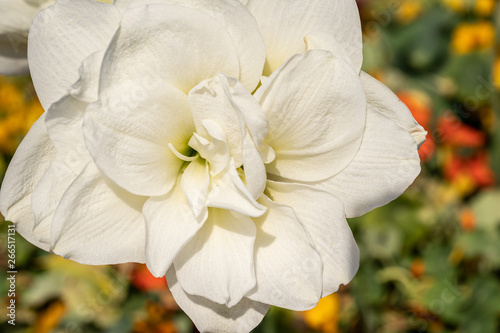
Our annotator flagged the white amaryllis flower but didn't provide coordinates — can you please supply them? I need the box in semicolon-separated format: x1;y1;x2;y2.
0;0;55;75
0;0;426;331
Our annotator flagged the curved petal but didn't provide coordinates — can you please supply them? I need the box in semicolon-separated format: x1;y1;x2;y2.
83;82;194;197
143;178;207;278
360;71;427;146
206;159;266;218
174;208;256;307
0;53;28;75
247;196;323;311
181;157;210;218
45;95;92;174
0;114;55;251
266;181;359;296
310;107;421;218
51;162;147;264
31;156;76;246
247;0;363;75
188;75;247;166
0;0;53;75
28;0;122;109
256;50;366;182
99;3;240;95
130;0;265;92
167;267;269;333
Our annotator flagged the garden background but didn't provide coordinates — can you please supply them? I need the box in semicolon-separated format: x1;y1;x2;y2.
1;0;500;332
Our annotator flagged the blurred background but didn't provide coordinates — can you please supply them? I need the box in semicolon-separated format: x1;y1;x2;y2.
1;0;499;332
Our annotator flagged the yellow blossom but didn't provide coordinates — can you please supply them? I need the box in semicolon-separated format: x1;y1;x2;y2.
451;21;495;54
397;0;423;24
442;0;467;12
474;0;496;16
494;57;500;90
302;294;340;333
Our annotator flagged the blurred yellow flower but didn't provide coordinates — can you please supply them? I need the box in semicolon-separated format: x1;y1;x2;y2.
442;0;467;12
0;78;43;154
397;0;423;24
474;0;496;16
34;299;67;333
301;293;340;333
451;21;495;54
494;56;500;90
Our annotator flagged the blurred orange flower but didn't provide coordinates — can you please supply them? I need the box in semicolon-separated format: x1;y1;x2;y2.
436;114;486;148
443;151;495;192
301;293;340;333
131;264;168;292
451;21;495;54
397;91;436;161
474;0;496;16
460;208;476;231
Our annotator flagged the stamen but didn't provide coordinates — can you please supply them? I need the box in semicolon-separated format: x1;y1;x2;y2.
168;143;198;162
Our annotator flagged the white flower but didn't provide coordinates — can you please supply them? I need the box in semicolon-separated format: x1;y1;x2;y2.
0;0;426;332
0;0;55;75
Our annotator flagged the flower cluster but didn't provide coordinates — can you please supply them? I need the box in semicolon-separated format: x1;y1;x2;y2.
0;0;424;331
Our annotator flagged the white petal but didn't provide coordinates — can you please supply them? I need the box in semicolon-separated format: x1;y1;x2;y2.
247;196;323;311
242;135;267;199
0;114;55;251
143;178;207;278
256;50;366;182
167;267;269;333
51;162;147;264
0;54;28;75
100;3;240;95
0;0;53;75
181;157;210;218
188;75;247;166
31;156;76;246
207;159;266;218
247;0;362;75
68;50;105;102
174;208;256;307
45;95;92;174
83;82;194;197
360;71;427;146
28;0;122;109
129;0;265;92
311;107;421;218
266;181;359;296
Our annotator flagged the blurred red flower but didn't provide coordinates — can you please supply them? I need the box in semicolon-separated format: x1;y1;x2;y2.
397;91;435;162
131;264;168;292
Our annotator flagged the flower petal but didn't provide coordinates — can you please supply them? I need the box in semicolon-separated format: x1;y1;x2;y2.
181;157;210;218
0;0;53;75
310;107;421;218
28;0;122;109
100;3;240;95
143;178;207;278
0;115;55;251
45;95;92;174
51;162;147;264
83;81;194;197
266;181;359;296
174;208;256;307
361;71;427;146
256;50;366;182
167;267;269;333
247;0;362;75
206;159;266;218
130;0;265;92
0;53;28;75
247;196;323;311
31;156;76;246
